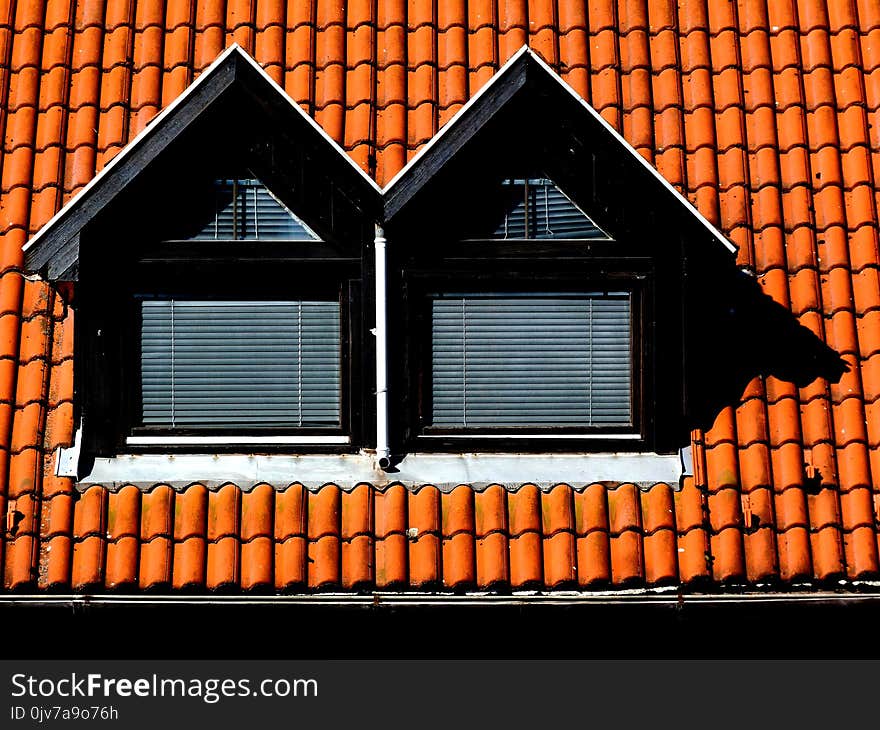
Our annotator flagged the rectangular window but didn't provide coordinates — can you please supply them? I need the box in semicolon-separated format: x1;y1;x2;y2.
430;293;631;429
139;299;341;429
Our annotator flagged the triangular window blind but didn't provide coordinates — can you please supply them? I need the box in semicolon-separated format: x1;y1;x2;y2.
431;293;631;428
140;300;341;428
192;179;320;240
491;178;611;240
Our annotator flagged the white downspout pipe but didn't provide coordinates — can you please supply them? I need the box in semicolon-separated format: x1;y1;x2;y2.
374;224;391;469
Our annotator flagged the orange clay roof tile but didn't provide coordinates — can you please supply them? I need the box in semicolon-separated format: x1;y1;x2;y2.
441;486;475;588
374;484;407;588
274;484;308;590
2;1;880;594
342;486;374;587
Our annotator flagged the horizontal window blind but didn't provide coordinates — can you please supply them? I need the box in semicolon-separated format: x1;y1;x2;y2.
493;178;610;240
193;179;319;241
431;294;631;428
141;300;341;428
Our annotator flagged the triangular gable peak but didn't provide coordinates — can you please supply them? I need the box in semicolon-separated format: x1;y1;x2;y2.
188;178;321;241
381;46;737;258
481;177;612;241
23;45;381;280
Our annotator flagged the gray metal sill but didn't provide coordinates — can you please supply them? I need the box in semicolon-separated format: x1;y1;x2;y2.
67;450;686;491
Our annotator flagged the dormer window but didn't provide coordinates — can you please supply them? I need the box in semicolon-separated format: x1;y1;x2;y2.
398;172;644;451
109;173;353;448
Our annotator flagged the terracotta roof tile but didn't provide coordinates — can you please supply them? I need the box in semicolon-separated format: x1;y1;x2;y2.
437;0;468;128
374;483;407;588
407;486;441;587
640;483;676;584
508;484;543;587
307;485;341;589
810;523;844;581
194;0;225;73
71;485;106;590
573;484;610;586
441;486;475;590
240;483;273;591
274;484;306;591
40;533;72;589
105;485;140;588
241;483;273;541
42;491;73;539
474;484;508;588
541;485;575;588
5;533;36;589
129;0;165;135
607;483;643;584
206;484;240;590
341;484;373;589
741;487;778;582
51;484;690;593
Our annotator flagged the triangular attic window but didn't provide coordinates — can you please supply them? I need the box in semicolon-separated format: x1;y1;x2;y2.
491;178;611;240
191;178;320;241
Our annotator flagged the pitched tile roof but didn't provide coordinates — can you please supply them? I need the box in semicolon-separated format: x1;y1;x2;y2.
2;0;880;595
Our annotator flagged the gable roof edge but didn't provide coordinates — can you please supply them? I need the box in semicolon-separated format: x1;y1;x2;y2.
232;47;383;195
380;45;533;193
22;44;382;260
23;44;236;256
23;44;737;263
381;46;738;256
523;49;737;256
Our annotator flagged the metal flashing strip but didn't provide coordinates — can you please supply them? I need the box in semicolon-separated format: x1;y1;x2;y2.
77;451;682;490
1;590;878;608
